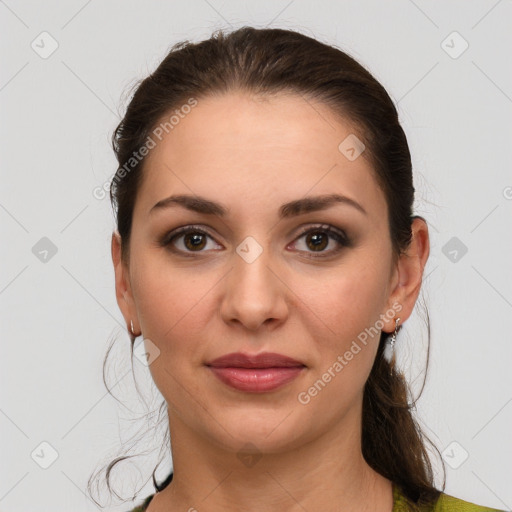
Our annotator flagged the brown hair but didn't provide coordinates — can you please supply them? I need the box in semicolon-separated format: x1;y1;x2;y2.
97;26;445;508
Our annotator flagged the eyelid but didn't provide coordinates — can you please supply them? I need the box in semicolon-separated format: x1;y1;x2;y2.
294;223;347;241
289;223;350;258
159;224;219;248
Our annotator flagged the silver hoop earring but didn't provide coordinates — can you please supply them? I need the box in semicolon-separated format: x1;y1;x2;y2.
383;317;401;371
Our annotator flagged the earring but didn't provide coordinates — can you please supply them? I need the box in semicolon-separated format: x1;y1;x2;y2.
383;317;401;372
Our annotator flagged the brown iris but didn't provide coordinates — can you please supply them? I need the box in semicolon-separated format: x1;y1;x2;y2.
306;231;328;252
184;232;207;251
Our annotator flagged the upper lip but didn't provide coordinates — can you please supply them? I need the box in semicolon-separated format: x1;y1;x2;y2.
206;352;305;368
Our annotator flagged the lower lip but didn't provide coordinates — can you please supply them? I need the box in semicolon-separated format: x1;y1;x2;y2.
208;366;305;393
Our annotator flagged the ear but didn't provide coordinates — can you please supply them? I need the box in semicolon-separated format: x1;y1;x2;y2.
381;217;430;333
111;231;139;335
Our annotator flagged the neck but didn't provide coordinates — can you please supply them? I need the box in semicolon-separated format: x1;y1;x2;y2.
148;407;394;512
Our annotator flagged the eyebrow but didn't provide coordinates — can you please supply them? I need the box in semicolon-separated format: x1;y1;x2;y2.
149;193;367;218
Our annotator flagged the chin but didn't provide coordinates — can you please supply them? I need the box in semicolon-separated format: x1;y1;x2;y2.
203;405;312;454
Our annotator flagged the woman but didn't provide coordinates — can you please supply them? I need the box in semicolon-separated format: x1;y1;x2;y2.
104;27;503;511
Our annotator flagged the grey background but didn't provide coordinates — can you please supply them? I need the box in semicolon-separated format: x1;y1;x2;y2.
1;1;511;511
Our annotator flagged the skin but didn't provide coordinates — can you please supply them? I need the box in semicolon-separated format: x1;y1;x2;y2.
112;90;429;512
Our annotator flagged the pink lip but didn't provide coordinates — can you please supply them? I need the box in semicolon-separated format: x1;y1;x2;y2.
206;352;306;393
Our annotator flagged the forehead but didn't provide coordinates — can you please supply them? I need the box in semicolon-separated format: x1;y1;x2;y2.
134;91;387;222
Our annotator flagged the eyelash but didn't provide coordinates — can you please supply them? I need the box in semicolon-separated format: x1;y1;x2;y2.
160;224;350;259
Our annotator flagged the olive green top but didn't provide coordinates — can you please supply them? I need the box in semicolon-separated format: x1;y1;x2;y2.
391;484;504;511
128;481;505;511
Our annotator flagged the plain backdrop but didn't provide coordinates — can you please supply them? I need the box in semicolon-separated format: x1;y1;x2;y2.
1;1;511;511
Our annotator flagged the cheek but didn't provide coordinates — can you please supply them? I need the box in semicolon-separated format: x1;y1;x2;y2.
303;258;389;388
132;248;213;326
314;260;388;340
130;253;218;374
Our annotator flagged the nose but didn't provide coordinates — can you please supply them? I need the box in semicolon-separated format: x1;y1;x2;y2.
220;239;289;332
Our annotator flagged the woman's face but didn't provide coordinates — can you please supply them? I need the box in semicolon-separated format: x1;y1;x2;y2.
113;91;425;455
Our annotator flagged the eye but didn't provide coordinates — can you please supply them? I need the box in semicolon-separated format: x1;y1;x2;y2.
289;224;349;258
161;223;350;258
161;225;222;255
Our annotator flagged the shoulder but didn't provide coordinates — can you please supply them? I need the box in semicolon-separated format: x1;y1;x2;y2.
393;485;505;512
126;493;154;512
433;492;506;512
127;472;171;511
128;489;505;512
